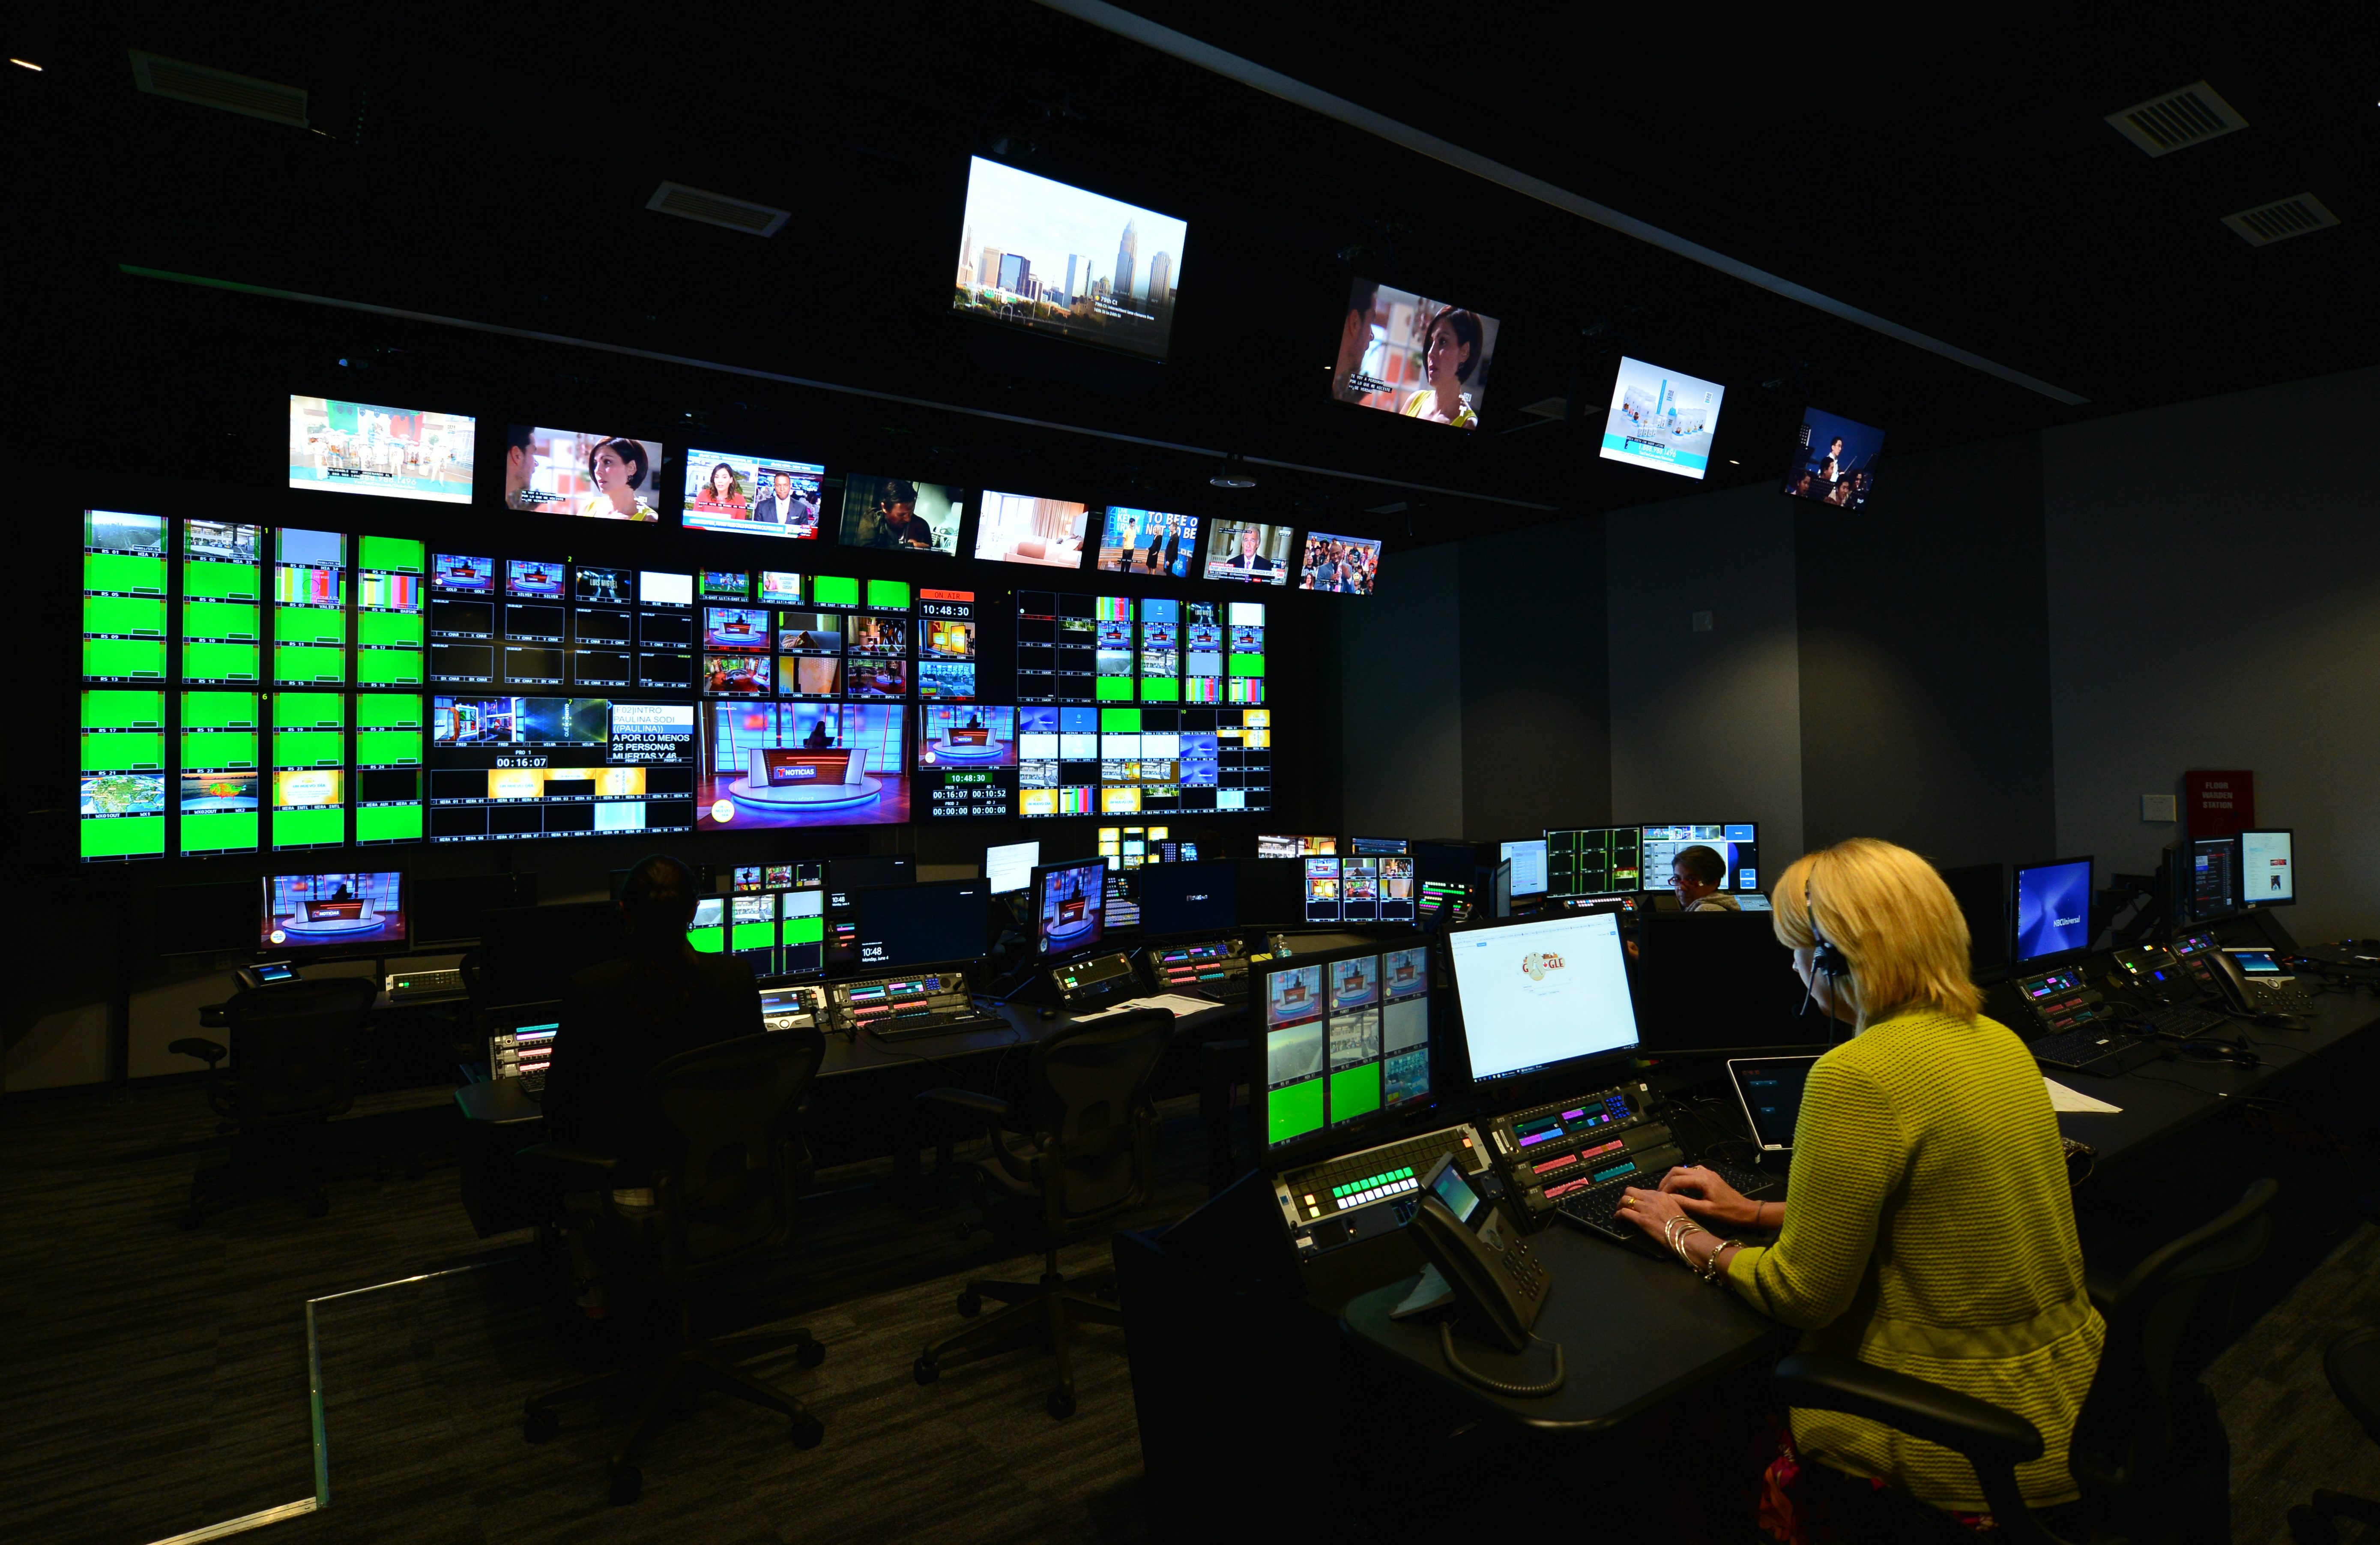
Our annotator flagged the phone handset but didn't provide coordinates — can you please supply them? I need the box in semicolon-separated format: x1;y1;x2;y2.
1403;1155;1564;1395
2207;950;2259;1013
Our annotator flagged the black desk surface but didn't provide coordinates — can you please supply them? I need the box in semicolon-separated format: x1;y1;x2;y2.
1341;1222;1774;1431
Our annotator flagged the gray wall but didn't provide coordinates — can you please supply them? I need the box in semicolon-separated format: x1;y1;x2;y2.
1606;480;1806;865
1340;539;1464;836
1458;517;1612;840
2045;365;2380;941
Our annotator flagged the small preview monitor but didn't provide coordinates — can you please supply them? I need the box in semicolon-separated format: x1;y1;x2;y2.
1639;823;1759;894
1781;408;1883;511
953;154;1187;363
432;554;496;593
505;426;664;521
2188;836;2239;922
1256;939;1437;1155
1331;278;1499;431
841;476;962;555
260;870;407;951
986;839;1041;896
683;449;825;539
1138;860;1236;936
1097;506;1199;579
974;490;1090;568
1447;910;1640;1083
1599;356;1725;481
1298;532;1381;595
638;570;694;608
1034;857;1107;955
2012;856;2094;967
849;878;990;970
2238;829;2294;907
1546;826;1643;898
1258;834;1334;859
1203;520;1292;585
1348;836;1408;856
1729;1055;1820;1153
289;396;474;504
1499;839;1549;900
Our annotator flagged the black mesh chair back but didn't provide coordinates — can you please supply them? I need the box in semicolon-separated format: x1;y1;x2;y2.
1026;1009;1173;1232
639;1030;824;1285
221;976;378;1126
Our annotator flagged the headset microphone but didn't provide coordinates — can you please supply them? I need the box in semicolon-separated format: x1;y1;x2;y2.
1803;902;1850;1035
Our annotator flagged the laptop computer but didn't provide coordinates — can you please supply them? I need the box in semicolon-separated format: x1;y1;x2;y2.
1728;1054;1821;1153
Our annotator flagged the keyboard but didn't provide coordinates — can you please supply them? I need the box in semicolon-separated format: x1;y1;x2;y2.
388;967;464;997
2136;1003;2231;1040
2030;1027;2162;1076
1555;1155;1781;1242
517;1071;545;1100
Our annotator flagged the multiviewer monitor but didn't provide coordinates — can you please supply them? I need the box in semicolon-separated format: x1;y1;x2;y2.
1447;910;1639;1084
1546;826;1642;897
1138;860;1235;936
1499;839;1549;899
1639;823;1759;893
260;870;406;952
985;840;1041;896
2187;836;2238;922
1256;939;1436;1156
952;156;1187;362
2012;856;2094;967
1599;356;1725;481
848;878;989;970
1781;408;1883;511
2238;829;2294;907
1329;278;1499;431
1033;857;1107;956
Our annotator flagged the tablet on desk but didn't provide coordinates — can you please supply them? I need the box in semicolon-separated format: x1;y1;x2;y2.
1727;1055;1819;1153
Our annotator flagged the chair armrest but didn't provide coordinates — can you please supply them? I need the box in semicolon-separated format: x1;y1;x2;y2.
916;1087;1017;1126
169;1036;227;1066
1774;1351;2043;1470
514;1142;625;1187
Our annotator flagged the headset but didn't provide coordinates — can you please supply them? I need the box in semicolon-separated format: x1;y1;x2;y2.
1801;891;1851;1038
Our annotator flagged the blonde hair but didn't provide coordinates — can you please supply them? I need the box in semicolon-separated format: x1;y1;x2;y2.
1770;838;1983;1025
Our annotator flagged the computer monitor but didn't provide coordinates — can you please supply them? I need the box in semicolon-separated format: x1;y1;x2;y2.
828;854;915;892
1499;839;1549;900
2012;856;2094;968
1254;939;1437;1159
416;872;540;945
1447;910;1638;1084
478;900;624;1007
1936;862;2007;976
160;881;269;956
1032;857;1107;956
1546;826;1642;897
1138;860;1237;936
260;871;407;953
986;840;1040;896
1638;823;1760;893
1633;911;1831;1055
1347;835;1408;855
2187;835;2239;922
2237;829;2294;907
1103;866;1142;931
848;878;990;970
1234;857;1307;926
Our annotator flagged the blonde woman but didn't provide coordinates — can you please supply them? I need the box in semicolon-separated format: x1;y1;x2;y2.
1615;838;2102;1533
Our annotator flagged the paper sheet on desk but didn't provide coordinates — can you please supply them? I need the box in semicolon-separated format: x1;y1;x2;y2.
1069;992;1221;1021
2044;1076;2122;1115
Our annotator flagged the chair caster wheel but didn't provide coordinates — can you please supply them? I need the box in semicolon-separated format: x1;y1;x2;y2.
2288;1505;2338;1545
791;1414;825;1449
607;1461;642;1505
956;1290;982;1317
303;1196;329;1220
796;1339;826;1369
913;1356;940;1385
1046;1389;1076;1420
521;1408;558;1444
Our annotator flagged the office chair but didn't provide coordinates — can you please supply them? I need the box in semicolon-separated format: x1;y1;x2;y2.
517;1029;828;1506
912;1007;1175;1418
1774;1176;2278;1545
169;976;379;1226
2285;1196;2380;1543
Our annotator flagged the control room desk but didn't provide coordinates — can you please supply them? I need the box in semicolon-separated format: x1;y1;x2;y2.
455;995;1247;1236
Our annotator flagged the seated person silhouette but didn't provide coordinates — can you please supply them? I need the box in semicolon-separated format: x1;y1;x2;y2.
804;719;833;750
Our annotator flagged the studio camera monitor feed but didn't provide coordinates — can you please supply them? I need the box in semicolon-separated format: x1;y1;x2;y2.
682;449;826;539
1781;409;1884;511
503;425;665;521
1298;532;1381;594
1097;507;1199;578
288;396;475;504
974;491;1090;568
1599;356;1726;481
1331;278;1499;431
840;477;963;554
261;870;407;950
697;701;909;832
1203;520;1292;585
953;156;1187;363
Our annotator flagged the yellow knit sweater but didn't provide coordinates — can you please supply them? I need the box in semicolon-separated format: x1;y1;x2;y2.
1725;1009;2105;1512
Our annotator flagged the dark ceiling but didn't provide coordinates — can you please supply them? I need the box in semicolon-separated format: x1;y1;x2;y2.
12;8;2374;550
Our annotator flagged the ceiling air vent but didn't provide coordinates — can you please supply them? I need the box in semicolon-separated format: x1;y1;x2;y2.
129;51;308;129
2105;81;2246;157
2222;193;2340;247
645;183;789;237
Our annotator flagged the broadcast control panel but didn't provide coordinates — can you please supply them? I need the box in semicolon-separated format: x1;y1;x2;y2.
825;970;1000;1040
1141;937;1248;1000
1482;1083;1660;1224
1274;1121;1486;1263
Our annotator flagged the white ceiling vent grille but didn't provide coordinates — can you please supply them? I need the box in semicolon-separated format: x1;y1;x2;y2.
2222;193;2340;247
2105;81;2246;157
129;51;308;129
645;183;789;237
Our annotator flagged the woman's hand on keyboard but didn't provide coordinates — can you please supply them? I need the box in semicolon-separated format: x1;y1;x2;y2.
1658;1165;1762;1228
